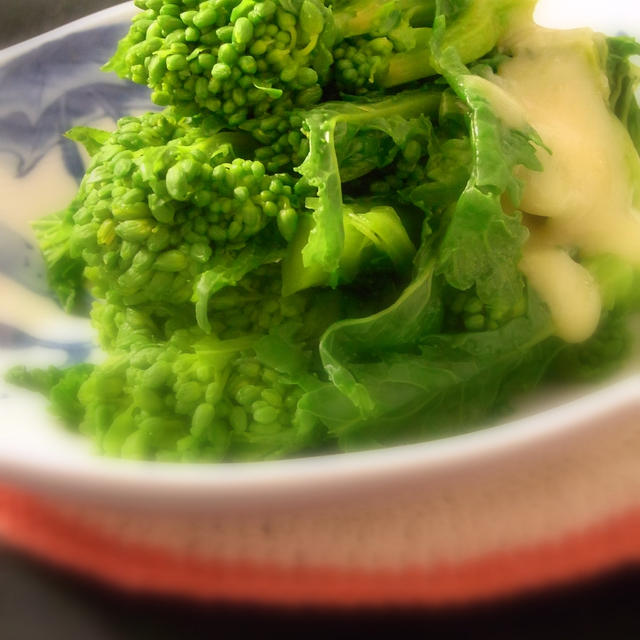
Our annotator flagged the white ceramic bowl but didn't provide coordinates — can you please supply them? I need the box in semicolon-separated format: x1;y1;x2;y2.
0;0;637;511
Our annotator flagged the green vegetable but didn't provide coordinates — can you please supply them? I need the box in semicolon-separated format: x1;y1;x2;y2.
282;202;416;295
333;0;531;93
32;207;86;312
606;36;640;154
431;17;545;310
105;0;336;125
77;264;341;461
6;364;95;427
297;88;440;274
300;285;559;450
7;0;640;462
104;0;528;125
45;111;300;317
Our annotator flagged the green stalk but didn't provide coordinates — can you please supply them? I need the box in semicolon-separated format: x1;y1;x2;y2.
380;0;536;88
332;86;442;123
333;0;436;39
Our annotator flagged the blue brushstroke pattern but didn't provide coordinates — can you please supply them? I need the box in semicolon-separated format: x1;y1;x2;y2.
0;22;156;181
0;18;160;362
0;323;92;365
0;221;49;296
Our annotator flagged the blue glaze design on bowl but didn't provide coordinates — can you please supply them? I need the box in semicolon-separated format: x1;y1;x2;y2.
0;323;92;365
0;23;153;181
0;18;156;367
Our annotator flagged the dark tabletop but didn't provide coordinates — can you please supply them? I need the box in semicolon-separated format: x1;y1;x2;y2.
2;2;640;637
0;0;119;49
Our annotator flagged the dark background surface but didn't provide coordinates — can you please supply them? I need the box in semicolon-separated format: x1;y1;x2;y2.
2;1;640;638
0;0;119;49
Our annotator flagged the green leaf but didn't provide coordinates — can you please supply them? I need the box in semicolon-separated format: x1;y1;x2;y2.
315;260;443;414
301;288;556;450
438;187;528;304
431;17;544;309
66;127;111;157
550;311;634;383
606;36;640;155
297;89;441;277
297;109;347;276
102;30;139;77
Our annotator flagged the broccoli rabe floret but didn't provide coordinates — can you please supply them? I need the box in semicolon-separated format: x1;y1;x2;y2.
443;286;527;333
5;364;95;427
77;264;343;461
32;207;86;312
332;31;430;94
45;111;301;311
78;331;316;462
92;262;335;346
107;0;336;126
77;332;312;461
106;0;525;124
332;0;522;93
241;110;311;172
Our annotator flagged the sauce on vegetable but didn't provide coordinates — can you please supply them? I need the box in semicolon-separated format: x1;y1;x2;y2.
485;22;640;341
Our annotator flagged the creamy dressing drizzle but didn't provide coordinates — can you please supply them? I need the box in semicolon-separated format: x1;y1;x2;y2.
481;21;640;342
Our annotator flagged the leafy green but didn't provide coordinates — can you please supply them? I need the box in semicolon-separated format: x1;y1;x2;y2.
298;89;441;275
301;283;557;450
431;17;544;308
32;207;86;312
65;127;112;157
6;364;95;427
283;202;416;295
551;312;633;383
606;36;640;154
